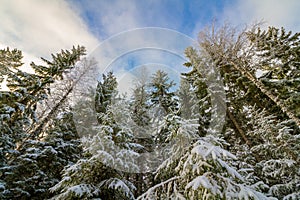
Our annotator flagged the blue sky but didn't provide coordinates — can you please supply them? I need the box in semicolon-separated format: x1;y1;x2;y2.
1;0;299;60
68;0;231;39
0;0;299;92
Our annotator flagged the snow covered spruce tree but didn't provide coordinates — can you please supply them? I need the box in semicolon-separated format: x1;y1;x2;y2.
1;23;299;200
138;111;268;199
137;43;269;199
149;70;178;116
0;46;85;199
247;26;300;125
0;48;24;171
51;72;141;199
186;23;300;199
181;55;213;137
3;111;82;199
242;26;300;199
0;48;25;199
129;79;154;197
148;70;179;144
131;80;150;128
95;72;118;117
239;107;300;199
177;77;197;120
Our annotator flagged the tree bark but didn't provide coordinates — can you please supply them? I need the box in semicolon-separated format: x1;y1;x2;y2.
229;60;300;128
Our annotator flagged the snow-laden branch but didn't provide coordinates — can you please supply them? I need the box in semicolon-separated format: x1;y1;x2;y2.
137;176;179;200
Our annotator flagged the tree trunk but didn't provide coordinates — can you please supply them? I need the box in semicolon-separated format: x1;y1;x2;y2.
229;60;300;128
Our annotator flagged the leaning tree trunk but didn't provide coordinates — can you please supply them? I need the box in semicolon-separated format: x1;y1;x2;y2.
198;23;300;128
229;60;300;128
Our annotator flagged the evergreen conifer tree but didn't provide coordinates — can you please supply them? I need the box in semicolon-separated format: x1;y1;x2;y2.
3;111;82;199
51;72;140;199
184;23;300;199
149;70;178;116
0;46;85;198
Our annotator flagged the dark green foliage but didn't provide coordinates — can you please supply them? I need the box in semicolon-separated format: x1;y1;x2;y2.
149;70;178;115
182;49;212;137
177;78;195;119
0;45;85;152
95;71;118;115
51;72;139;200
1;24;300;200
131;83;150;127
0;46;85;199
180;24;300;199
3;112;82;199
230;107;300;199
248;27;300;119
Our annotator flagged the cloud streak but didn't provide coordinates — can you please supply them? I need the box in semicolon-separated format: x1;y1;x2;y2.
85;27;195;94
2;0;298;92
69;0;142;39
0;0;99;61
221;0;300;31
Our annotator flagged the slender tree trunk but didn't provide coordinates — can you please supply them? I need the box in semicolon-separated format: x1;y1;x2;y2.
229;60;300;128
226;108;252;146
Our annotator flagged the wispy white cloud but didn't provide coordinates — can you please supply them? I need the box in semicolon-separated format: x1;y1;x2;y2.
70;0;200;38
99;1;140;36
7;0;297;94
63;1;194;95
85;28;194;95
71;0;142;38
221;0;300;31
0;0;100;91
0;0;99;61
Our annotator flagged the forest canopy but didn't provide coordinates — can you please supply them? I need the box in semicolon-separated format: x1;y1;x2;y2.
0;24;299;199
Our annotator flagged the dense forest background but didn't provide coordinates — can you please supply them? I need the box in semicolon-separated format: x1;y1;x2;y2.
1;24;299;199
